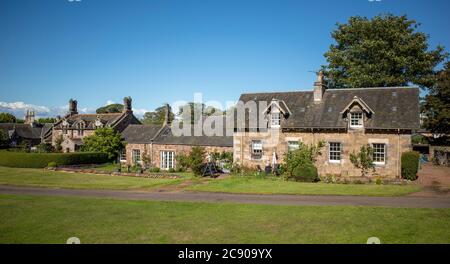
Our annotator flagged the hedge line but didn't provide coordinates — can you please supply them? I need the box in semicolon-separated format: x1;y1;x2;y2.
0;151;111;168
401;151;420;181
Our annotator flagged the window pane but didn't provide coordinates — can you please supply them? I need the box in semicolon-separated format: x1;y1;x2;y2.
372;144;385;163
329;142;341;161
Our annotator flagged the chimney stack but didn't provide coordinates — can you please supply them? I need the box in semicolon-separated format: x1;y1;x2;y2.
313;71;327;102
69;99;78;116
163;104;171;126
123;96;132;113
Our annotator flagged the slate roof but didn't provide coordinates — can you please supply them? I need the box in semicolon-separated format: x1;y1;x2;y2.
53;113;125;129
0;123;47;140
237;87;420;130
121;116;233;147
121;124;164;144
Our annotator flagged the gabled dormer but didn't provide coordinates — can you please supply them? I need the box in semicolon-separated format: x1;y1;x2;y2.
263;99;292;129
93;116;104;129
340;96;374;130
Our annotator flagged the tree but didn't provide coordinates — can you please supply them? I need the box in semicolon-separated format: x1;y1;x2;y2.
82;127;125;159
37;118;57;124
323;14;447;89
422;61;450;135
0;113;16;123
142;105;174;125
0;130;9;148
283;141;325;178
350;145;375;177
189;146;206;176
178;102;223;124
54;135;63;153
96;104;124;114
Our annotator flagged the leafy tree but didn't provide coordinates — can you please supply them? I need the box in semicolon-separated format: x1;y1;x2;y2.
323;14;447;89
422;61;450;134
0;112;17;123
37;118;57;124
178;102;223;124
82;127;125;159
350;145;375;177
283;141;325;178
96;104;124;114
142;104;174;125
0;130;9;148
189;146;206;176
54;135;63;153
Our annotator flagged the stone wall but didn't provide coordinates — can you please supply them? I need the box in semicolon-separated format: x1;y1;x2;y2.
125;143;232;169
234;129;412;179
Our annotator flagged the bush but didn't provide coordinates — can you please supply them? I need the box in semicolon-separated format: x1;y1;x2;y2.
47;161;57;168
289;163;319;182
148;167;160;173
190;147;206;176
0;151;110;168
168;168;176;173
401;151;420;181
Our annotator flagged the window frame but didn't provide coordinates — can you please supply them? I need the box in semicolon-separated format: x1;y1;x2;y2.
287;141;300;152
132;149;141;164
160;151;175;170
372;143;386;165
251;140;263;160
271;112;281;128
349;112;364;128
328;142;342;163
119;149;127;162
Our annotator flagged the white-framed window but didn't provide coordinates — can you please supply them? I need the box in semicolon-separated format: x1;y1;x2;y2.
160;151;175;170
287;141;300;152
251;140;263;159
119;149;127;162
271;112;281;127
372;143;386;165
132;149;141;163
329;142;342;163
350;112;364;128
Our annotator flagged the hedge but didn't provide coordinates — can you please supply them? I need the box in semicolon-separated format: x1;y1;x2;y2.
401;151;420;181
0;151;111;168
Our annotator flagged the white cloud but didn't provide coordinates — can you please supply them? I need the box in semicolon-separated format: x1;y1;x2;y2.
0;101;94;119
132;108;150;117
106;100;115;106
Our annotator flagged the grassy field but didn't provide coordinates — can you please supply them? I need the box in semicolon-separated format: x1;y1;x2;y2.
188;176;421;196
0;166;182;190
0;194;449;244
92;163;195;178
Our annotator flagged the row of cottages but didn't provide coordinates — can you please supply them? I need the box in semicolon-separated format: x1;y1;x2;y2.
0;110;53;148
233;72;420;179
51;97;141;152
120;110;233;169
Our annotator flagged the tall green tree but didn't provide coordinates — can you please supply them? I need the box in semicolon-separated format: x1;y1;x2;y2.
142;105;174;125
0;113;17;123
82;127;125;159
37;117;57;124
96;104;124;114
323;14;447;89
178;102;223;124
0;130;10;148
422;61;450;135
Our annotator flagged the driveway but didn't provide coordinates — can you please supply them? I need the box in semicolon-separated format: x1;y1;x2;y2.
409;164;450;197
1;185;449;208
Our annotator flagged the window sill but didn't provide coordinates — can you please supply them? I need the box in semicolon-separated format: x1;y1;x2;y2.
328;160;341;164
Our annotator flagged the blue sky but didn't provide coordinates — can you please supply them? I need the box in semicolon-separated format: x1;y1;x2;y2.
0;0;449;118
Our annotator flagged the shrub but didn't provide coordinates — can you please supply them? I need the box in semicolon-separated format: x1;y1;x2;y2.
401;151;420;181
350;144;375;177
175;154;191;171
47;161;57;168
283;141;325;177
0;151;110;168
168;168;176;173
190;146;206;176
148;167;160;173
289;163;319;182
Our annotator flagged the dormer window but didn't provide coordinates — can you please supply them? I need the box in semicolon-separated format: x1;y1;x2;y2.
271;112;281;128
350;112;364;128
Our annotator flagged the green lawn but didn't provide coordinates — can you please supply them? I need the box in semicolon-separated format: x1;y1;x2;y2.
188;176;421;196
0;166;182;190
92;163;195;178
0;194;449;244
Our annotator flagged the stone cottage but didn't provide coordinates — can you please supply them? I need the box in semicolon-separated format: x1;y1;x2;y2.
121;106;233;169
52;97;141;152
233;72;420;179
0;110;53;148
